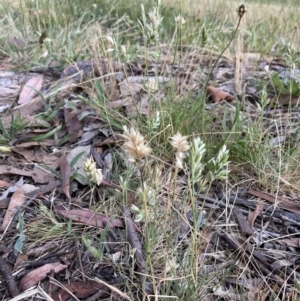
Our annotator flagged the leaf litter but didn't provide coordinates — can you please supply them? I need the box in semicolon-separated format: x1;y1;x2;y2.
18;74;44;105
2;186;25;230
19;262;67;292
1;48;300;301
56;208;123;228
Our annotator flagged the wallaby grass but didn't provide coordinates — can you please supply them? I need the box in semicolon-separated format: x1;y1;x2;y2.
1;0;300;300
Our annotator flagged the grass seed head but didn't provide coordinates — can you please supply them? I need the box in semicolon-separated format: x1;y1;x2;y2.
137;182;156;206
237;4;247;17
175;154;184;169
165;257;179;274
144;78;159;92
120;45;127;55
122;126;152;162
170;132;190;153
188;137;206;183
105;34;115;45
175;15;186;26
0;146;11;153
207;144;230;182
83;156;103;185
130;204;145;222
139;1;162;45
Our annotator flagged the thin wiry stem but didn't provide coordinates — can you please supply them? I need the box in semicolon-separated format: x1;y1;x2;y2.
198;4;246;131
205;6;246;89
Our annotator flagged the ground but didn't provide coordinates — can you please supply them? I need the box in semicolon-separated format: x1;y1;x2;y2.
0;0;300;300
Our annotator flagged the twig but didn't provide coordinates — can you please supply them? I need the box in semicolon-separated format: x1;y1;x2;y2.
219;233;292;292
123;207;150;294
198;259;235;276
0;255;20;297
75;240;86;283
219;192;300;223
252;261;292;293
206;5;246;88
248;188;300;213
48;269;55;299
218;232;245;258
123;207;145;271
84;287;110;301
280;215;300;227
232;207;254;236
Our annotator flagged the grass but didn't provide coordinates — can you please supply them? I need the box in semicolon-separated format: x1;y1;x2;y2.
1;0;300;67
1;0;300;300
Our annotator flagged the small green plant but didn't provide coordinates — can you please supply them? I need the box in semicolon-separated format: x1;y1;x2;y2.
81;234;102;261
270;43;300;100
0;112;29;144
271;73;300;97
14;212;26;254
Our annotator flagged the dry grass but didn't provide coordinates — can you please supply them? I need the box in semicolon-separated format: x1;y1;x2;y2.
1;1;300;300
164;0;300;52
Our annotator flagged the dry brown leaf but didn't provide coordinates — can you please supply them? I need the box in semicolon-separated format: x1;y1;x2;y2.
276;238;300;248
105;97;134;109
31;165;55;184
0;165;54;184
59;154;71;199
14;254;28;270
247;204;264;228
27;242;59;257
19;262;67;292
12;148;36;161
2;104;48;129
64;108;83;143
0;180;11;188
56;208;123;228
125;104;149;117
52;281;108;301
15;139;55;148
248;188;300;213
18;75;43;104
40;154;60;169
119;77;143;96
0;57;13;71
19;116;50;128
12;148;60;169
2;186;25;229
232;207;254;236
271;94;300;106
207;85;234;102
